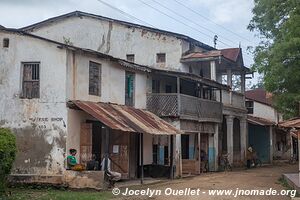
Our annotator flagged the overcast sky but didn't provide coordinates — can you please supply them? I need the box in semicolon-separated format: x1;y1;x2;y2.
0;0;260;86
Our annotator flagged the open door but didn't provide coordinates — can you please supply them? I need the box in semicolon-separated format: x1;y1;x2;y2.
80;123;92;165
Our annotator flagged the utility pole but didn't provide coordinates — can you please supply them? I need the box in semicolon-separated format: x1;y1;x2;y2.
214;35;218;48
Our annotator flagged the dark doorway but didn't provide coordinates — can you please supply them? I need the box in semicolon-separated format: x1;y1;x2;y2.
233;118;241;162
181;135;189;159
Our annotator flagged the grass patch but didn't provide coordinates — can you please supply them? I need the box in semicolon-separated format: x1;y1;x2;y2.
277;177;291;188
277;177;299;197
0;187;114;200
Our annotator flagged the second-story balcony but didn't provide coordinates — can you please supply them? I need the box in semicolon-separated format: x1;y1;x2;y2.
147;93;223;123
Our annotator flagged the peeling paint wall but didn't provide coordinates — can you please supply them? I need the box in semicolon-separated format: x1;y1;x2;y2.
66;51;148;108
28;16;189;71
252;101;281;123
0;31;68;175
0;30;149;178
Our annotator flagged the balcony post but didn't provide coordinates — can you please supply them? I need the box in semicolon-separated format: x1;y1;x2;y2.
214;123;219;171
240;117;247;162
225;115;234;164
210;61;216;81
177;76;181;115
227;69;232;87
241;71;245;94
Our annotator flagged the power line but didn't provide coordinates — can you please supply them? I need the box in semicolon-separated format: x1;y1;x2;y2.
136;0;230;47
136;0;253;61
172;0;253;43
96;0;156;28
150;0;239;47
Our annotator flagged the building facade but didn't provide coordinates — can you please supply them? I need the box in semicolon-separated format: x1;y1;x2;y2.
0;11;250;184
245;88;286;163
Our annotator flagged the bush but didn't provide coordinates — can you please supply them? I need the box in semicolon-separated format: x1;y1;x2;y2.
0;128;17;193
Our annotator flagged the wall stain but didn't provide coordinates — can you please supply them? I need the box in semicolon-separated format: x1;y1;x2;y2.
11;124;66;175
105;22;113;54
141;30;148;37
97;35;105;52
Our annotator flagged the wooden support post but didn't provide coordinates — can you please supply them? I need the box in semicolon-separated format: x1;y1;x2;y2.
177;77;181;115
170;135;174;179
198;132;201;174
104;126;109;171
140;133;144;184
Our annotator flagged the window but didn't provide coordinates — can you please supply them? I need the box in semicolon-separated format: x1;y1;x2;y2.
189;66;193;73
3;38;9;48
89;61;101;96
125;71;135;106
22;62;40;99
156;53;166;63
165;85;172;93
152;79;160;93
245;101;254;114
126;54;135;62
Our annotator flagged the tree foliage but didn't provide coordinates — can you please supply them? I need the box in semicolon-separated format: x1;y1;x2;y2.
0;128;17;193
248;0;300;119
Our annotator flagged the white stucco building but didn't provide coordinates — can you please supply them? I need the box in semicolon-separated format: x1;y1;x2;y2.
0;11;251;185
245;88;288;163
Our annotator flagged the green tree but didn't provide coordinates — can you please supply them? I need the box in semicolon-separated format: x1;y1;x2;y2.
0;128;17;194
248;0;300;119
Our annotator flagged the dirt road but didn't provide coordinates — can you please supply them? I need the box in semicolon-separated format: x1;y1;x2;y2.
115;163;297;200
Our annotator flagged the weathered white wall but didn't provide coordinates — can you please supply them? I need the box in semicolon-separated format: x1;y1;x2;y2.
28;16;187;71
66;51;148;108
252;101;278;122
0;31;67;175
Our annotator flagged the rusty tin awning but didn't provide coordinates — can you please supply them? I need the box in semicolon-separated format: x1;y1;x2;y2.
247;115;275;126
69;100;182;135
279;117;300;129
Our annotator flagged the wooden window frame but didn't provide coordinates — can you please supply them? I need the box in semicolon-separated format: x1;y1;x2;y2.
3;38;9;48
156;53;166;63
126;54;135;63
245;101;254;114
21;62;40;99
88;61;101;96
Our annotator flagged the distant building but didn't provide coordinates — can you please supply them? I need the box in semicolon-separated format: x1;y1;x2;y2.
245;88;289;163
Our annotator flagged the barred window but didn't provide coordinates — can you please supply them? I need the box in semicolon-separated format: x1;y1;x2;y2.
22;62;40;99
89;61;101;96
246;100;254;114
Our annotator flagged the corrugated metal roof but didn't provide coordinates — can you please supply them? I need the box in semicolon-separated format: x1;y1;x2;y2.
181;51;221;60
279;117;300;129
70;100;182;135
247;115;275;126
245;88;273;106
220;48;240;62
182;48;241;63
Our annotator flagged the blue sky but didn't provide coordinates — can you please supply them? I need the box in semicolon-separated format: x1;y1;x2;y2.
0;0;261;86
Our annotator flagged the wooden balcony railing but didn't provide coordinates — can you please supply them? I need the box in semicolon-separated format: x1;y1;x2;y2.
147;93;222;122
